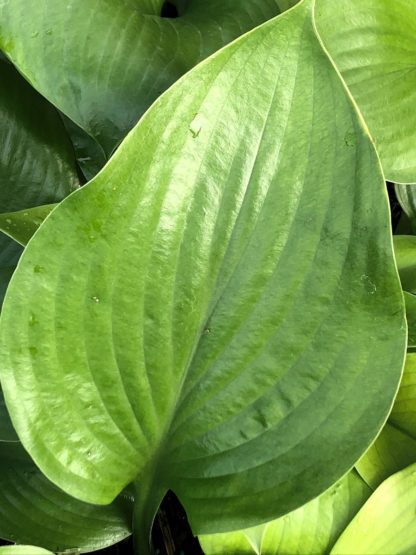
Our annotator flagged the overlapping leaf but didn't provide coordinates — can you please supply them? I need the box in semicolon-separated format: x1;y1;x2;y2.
394;236;416;294
356;354;416;488
200;471;370;555
316;0;416;183
0;0;282;156
0;0;406;552
0;58;79;302
332;463;416;554
0;442;132;553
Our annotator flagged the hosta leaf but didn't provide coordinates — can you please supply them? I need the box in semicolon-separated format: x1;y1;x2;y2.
0;0;282;155
0;442;131;552
393;236;416;294
315;0;416;183
0;1;405;551
357;354;416;488
200;471;370;555
0;547;53;555
331;463;416;554
0;205;57;247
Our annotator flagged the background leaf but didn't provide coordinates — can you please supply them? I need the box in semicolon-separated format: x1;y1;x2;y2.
331;463;416;554
200;471;371;555
0;442;132;553
315;0;416;183
0;205;57;247
356;354;416;488
394;236;416;294
0;1;406;551
0;0;283;156
0;57;79;303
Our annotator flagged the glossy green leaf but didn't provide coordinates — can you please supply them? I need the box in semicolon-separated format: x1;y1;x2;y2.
315;0;416;183
0;442;132;552
0;1;406;551
0;0;282;155
331;463;416;554
0;547;53;555
356;354;416;488
0;205;57;247
394;236;416;294
200;471;371;555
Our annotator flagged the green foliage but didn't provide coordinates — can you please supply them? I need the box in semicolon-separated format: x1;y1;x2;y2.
0;0;414;553
200;471;370;554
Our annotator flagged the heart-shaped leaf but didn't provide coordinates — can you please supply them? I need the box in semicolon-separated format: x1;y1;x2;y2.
0;0;282;155
315;0;416;183
200;470;370;555
331;462;416;554
0;441;132;552
0;1;406;551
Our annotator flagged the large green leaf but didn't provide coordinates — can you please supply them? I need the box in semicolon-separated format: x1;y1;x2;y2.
0;441;132;552
0;1;405;551
200;471;371;555
315;0;416;183
331;463;416;554
0;0;282;156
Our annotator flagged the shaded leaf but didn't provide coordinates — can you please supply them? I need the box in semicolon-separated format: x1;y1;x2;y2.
0;59;79;212
0;442;132;553
395;183;416;232
405;292;416;348
0;205;57;247
0;2;405;553
393;236;416;294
